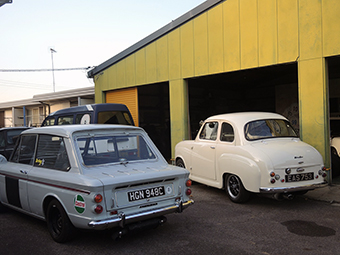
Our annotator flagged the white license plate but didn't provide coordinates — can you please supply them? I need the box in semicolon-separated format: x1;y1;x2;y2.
128;186;165;202
285;172;314;182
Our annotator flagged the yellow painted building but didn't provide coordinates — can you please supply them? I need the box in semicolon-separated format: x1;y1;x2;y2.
88;0;340;182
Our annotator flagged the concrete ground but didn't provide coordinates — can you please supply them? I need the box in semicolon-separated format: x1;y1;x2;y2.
304;184;340;204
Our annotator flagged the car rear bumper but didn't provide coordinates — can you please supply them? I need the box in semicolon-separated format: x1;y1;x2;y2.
88;199;194;230
259;181;328;193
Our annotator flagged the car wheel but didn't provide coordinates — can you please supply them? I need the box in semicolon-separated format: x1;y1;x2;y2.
225;174;250;203
176;158;186;168
46;199;75;243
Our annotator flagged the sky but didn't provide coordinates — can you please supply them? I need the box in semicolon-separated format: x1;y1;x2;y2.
0;0;205;103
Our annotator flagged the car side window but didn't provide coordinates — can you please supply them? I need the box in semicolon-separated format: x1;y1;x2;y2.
75;113;91;124
11;135;37;165
34;135;70;171
220;122;235;142
43;117;55;126
199;122;219;140
57;116;73;125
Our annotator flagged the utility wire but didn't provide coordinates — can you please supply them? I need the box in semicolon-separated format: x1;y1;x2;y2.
0;79;51;90
0;67;93;72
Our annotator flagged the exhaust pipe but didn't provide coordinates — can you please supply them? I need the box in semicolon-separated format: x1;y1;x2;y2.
282;193;295;200
273;193;295;201
273;193;283;201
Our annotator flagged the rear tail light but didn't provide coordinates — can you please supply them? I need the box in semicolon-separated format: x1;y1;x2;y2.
186;179;192;187
319;168;327;178
186;188;192;196
94;205;103;214
94;194;103;203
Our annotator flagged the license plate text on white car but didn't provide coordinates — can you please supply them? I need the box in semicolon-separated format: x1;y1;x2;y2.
128;186;165;202
285;173;314;182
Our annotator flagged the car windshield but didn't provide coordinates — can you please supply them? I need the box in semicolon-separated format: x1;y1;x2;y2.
245;119;298;141
76;134;156;166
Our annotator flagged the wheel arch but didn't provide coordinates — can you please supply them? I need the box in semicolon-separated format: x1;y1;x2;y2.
219;156;261;193
175;156;187;168
43;195;64;218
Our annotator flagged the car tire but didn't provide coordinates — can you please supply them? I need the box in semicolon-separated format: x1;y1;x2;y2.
176;158;186;168
225;174;250;203
46;199;75;243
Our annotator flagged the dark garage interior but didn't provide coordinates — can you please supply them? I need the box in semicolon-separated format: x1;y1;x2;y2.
188;63;298;139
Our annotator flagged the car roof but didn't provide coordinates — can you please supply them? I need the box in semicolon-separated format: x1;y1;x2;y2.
206;112;287;126
20;124;143;138
48;103;128;116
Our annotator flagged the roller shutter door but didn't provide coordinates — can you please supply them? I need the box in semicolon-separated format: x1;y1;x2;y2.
106;88;139;126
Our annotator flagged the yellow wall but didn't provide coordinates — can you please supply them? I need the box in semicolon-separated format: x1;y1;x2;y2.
94;0;340;161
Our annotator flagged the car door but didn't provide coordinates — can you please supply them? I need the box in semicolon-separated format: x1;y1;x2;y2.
1;134;36;212
27;134;71;216
191;121;218;180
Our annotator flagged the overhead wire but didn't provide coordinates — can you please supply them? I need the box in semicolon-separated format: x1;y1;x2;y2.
0;66;95;90
0;67;93;72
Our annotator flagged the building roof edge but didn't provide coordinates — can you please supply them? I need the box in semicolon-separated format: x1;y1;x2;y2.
87;0;224;78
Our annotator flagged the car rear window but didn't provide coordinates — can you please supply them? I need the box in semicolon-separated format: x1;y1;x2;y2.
76;134;156;166
245;119;298;141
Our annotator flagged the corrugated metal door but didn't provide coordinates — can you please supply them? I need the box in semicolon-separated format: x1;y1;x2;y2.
106;88;139;126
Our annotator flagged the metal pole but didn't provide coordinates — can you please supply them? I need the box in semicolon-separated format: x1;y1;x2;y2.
50;48;56;92
23;106;26;127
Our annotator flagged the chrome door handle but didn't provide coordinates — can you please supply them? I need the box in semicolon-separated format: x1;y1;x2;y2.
210;146;215;149
20;170;28;174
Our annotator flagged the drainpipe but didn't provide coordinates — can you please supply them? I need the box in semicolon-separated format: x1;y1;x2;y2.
39;101;51;117
23;106;26;127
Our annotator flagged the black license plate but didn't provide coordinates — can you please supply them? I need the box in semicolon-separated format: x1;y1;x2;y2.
285;172;314;182
128;186;165;202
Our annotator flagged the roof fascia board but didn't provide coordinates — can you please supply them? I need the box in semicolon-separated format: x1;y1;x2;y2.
87;0;224;78
0;87;94;109
32;86;94;101
0;99;39;109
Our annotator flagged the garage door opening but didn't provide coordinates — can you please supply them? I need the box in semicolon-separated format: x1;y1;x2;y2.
187;63;298;139
328;56;340;181
138;83;171;161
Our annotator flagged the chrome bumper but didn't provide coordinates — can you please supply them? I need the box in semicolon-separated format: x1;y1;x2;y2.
88;199;194;230
259;181;328;193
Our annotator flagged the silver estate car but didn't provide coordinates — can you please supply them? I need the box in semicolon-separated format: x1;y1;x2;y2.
0;125;193;242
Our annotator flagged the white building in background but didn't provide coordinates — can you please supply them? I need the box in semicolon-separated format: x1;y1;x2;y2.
0;87;94;127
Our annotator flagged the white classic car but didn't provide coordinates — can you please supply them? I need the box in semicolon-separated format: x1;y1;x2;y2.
175;112;327;203
0;125;193;242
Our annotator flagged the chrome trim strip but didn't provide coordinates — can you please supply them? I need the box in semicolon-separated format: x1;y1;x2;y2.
259;181;328;193
88;199;194;229
0;172;91;195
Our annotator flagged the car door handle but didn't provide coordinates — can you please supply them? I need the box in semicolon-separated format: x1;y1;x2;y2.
210;146;215;149
20;170;28;174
